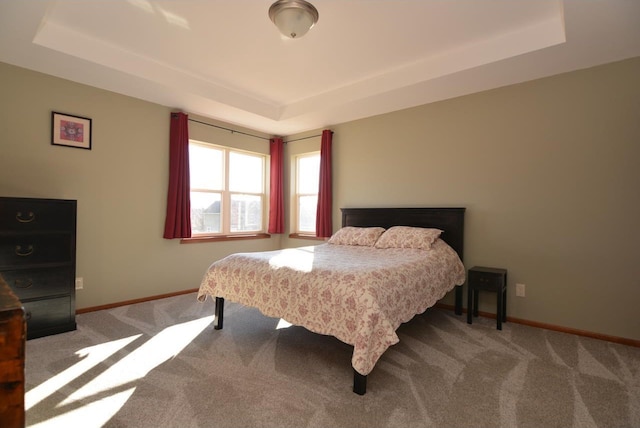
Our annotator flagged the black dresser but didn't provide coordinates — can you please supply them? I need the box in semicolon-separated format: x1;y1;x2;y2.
0;197;77;339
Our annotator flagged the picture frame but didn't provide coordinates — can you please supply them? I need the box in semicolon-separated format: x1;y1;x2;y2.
51;111;92;150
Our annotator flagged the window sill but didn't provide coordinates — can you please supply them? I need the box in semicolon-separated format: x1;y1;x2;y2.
289;233;327;241
180;233;271;244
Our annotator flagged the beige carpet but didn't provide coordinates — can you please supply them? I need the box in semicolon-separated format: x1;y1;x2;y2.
25;292;640;427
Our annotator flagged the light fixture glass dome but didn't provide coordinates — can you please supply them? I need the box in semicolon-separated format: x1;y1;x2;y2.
269;0;319;39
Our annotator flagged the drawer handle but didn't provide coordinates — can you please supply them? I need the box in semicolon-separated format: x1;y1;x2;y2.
15;244;34;256
25;310;32;321
14;279;33;289
16;211;36;223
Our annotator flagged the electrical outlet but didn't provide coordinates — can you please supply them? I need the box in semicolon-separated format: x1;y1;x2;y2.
516;283;525;297
75;277;84;290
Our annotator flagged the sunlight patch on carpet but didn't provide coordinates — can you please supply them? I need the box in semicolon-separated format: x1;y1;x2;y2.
30;388;136;428
276;318;293;329
25;335;141;410
27;315;213;427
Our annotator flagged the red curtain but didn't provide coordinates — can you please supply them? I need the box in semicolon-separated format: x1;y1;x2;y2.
163;112;192;239
316;130;333;238
268;137;284;234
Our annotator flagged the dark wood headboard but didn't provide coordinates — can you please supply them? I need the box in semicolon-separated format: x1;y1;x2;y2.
341;207;465;261
341;207;466;317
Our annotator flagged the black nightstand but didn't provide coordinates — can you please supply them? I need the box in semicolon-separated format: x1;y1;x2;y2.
467;266;507;330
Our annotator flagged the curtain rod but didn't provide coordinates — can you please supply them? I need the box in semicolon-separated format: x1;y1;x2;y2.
188;118;270;141
188;118;323;143
284;134;321;143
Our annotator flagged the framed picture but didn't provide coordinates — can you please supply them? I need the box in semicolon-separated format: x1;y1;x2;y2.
51;111;92;150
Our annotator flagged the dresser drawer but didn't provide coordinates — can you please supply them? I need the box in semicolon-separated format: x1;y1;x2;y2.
23;296;74;338
1;268;72;301
468;269;505;291
0;198;75;232
0;234;73;268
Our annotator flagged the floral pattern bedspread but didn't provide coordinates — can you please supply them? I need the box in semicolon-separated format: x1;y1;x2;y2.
197;239;465;376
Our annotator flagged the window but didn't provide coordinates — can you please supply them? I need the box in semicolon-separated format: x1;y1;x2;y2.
294;152;320;234
189;141;266;236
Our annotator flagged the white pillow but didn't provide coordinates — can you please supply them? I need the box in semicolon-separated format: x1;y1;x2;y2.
328;227;386;247
374;226;442;250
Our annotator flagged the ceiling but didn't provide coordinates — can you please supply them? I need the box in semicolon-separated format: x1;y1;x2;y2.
1;1;639;136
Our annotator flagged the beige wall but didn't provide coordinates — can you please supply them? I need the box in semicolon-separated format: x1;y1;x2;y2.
0;63;279;309
287;57;640;341
1;56;639;341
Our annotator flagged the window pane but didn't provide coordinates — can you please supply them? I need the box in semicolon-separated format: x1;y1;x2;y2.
189;142;266;236
230;194;262;232
190;144;223;190
229;152;263;193
298;195;317;232
298;155;320;194
190;192;221;234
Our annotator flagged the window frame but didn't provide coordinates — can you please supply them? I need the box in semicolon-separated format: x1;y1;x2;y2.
292;151;320;236
185;140;268;242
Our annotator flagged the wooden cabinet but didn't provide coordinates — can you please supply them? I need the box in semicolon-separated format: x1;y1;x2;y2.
0;197;77;339
0;275;26;427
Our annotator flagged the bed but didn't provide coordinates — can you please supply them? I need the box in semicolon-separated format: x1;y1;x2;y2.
197;207;466;395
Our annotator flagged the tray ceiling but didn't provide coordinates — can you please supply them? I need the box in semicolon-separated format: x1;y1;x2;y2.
1;0;639;135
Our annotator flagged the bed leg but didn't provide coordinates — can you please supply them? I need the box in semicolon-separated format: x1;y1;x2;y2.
214;297;224;330
353;369;367;395
455;285;463;315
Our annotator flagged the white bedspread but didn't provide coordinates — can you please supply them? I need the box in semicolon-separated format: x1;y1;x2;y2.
197;239;465;376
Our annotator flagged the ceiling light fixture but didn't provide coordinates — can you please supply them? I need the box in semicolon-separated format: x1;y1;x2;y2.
268;0;319;39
